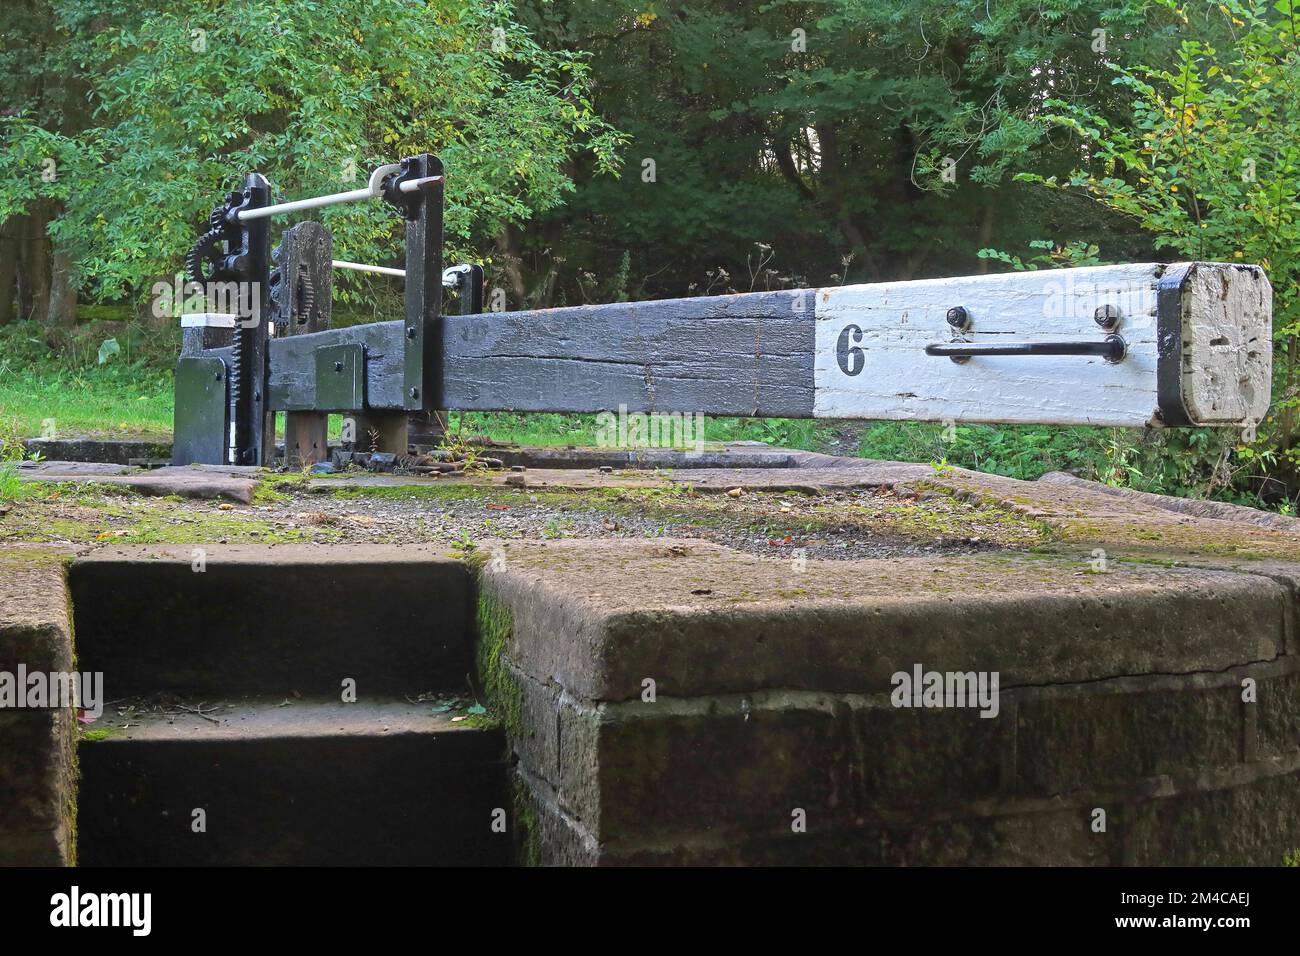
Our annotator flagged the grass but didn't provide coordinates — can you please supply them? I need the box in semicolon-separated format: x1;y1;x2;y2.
0;319;174;438
0;465;22;503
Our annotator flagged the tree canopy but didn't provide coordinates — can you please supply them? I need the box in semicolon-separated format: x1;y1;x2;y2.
1;0;624;306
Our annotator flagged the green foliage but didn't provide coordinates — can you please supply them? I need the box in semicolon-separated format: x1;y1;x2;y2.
1020;0;1300;499
1;411;32;503
0;415;26;464
0;0;626;304
515;0;1167;303
857;419;1272;505
977;239;1106;271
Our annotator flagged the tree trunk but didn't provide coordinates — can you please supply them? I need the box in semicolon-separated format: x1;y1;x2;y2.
47;246;76;327
17;205;52;324
0;228;16;326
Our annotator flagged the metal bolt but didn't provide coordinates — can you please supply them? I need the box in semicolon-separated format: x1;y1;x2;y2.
1095;304;1121;330
946;306;970;331
409;387;419;399
334;361;344;372
406;326;416;339
1103;333;1127;364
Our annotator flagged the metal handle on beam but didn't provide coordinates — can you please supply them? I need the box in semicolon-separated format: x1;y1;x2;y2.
925;335;1127;363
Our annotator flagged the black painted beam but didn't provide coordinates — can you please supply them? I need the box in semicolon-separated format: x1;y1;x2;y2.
237;290;812;416
438;291;814;417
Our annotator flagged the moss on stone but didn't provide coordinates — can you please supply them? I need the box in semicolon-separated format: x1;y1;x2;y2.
326;483;499;502
251;483;293;504
0;544;75;573
473;585;523;740
458;713;502;731
0;495;332;546
513;776;542;867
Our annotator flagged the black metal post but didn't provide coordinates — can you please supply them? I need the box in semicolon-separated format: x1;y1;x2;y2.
230;173;273;464
384;154;445;412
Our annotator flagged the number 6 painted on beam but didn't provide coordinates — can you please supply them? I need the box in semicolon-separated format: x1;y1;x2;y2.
836;324;864;376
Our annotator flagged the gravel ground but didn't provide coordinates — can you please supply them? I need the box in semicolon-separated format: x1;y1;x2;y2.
3;473;1048;559
261;483;1045;559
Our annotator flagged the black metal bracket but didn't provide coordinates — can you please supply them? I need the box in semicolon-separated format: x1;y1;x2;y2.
392;154;444;411
380;155;444;222
270;221;332;333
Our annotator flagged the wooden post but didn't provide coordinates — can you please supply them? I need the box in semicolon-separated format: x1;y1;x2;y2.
349;413;409;456
284;414;329;466
406;410;446;451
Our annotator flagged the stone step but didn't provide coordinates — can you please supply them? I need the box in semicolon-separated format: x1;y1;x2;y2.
78;697;511;866
69;545;473;698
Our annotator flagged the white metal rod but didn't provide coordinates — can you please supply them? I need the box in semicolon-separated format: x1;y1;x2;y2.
237;186;373;221
331;262;467;289
398;175;443;193
234;162;444;221
332;259;405;278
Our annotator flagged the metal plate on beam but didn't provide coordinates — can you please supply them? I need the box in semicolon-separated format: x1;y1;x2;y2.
173;357;228;465
315;344;365;411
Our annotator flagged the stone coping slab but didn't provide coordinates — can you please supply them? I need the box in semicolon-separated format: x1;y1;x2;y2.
296;453;1300;558
22;439;171;466
17;461;259;503
929;470;1300;559
0;544;78;673
0;543;79;865
481;538;1293;701
20;443;1295;559
305;459;936;496
1038;470;1300;532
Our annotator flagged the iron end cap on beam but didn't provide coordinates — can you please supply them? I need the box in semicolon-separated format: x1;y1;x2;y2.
1155;262;1272;427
